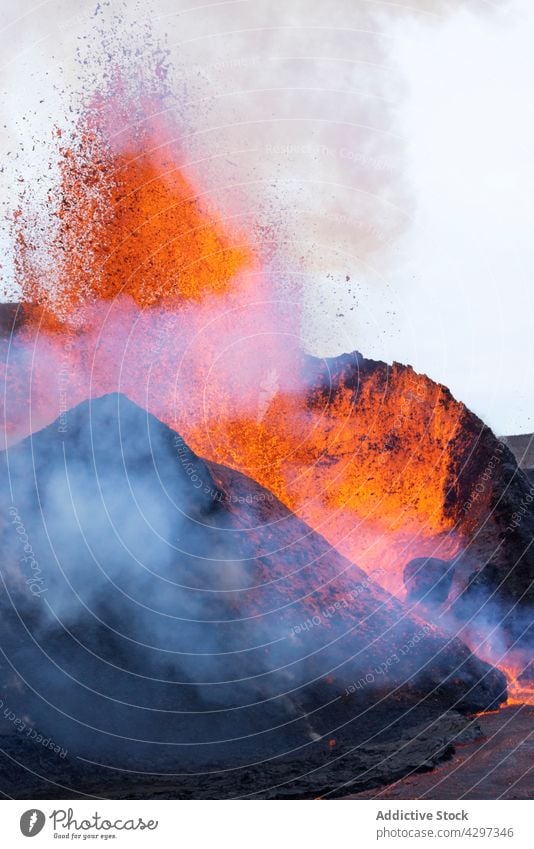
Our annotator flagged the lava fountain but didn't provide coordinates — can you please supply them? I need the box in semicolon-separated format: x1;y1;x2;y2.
2;43;532;711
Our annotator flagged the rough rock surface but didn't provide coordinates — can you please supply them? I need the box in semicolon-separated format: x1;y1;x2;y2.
501;433;534;483
0;703;482;799
349;705;534;800
404;558;455;607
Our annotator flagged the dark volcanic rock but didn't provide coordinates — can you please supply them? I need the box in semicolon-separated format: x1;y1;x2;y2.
350;706;534;801
505;432;534;484
449;430;534;640
0;393;505;780
501;433;534;477
0;705;482;799
404;558;455;607
0;302;25;336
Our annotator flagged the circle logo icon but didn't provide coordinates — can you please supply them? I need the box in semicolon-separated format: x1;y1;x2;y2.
20;810;46;837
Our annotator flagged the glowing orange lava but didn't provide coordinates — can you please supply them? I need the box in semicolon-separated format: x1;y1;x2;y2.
4;76;484;598
181;359;468;596
14;87;250;328
499;661;534;706
3;71;531;707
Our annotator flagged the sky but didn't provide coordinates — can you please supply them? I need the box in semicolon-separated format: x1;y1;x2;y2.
353;1;534;435
1;0;533;434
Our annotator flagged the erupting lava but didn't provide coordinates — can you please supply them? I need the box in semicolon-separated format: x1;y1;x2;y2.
2;52;532;707
13;84;251;325
6;85;466;594
483;654;534;707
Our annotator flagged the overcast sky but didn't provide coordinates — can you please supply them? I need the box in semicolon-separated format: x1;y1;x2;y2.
1;0;533;434
353;0;534;436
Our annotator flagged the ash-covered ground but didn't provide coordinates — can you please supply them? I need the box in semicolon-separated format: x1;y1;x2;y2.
0;697;482;800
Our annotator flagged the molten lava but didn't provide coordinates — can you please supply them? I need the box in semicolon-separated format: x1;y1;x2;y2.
182;355;466;596
13;85;251;327
3;61;532;707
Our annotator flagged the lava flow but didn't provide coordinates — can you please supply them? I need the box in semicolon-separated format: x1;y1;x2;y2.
483;654;534;707
2;57;533;707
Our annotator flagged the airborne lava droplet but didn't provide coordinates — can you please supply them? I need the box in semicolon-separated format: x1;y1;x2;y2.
14;81;251;326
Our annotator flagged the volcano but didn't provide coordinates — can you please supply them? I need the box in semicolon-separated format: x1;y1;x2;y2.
0;393;505;782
